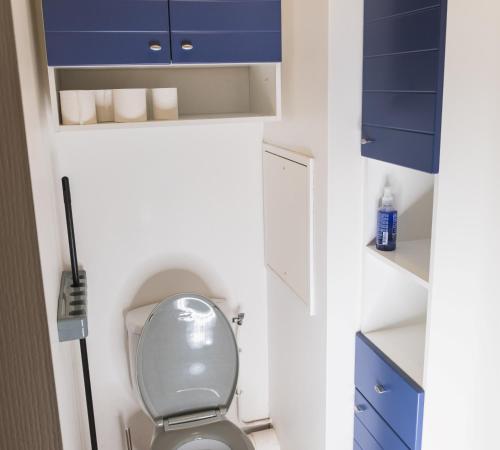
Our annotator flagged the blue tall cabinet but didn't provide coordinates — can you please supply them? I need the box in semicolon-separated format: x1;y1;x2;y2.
42;0;282;66
361;0;448;173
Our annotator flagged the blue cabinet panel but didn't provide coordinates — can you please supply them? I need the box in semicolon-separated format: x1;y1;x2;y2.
354;417;382;450
362;126;436;172
363;93;437;133
364;7;441;57
45;32;171;66
42;1;169;31
365;0;440;21
361;0;447;173
355;333;424;450
43;0;170;66
363;51;439;92
169;0;281;63
353;440;362;450
171;32;281;63
355;389;410;450
170;0;281;31
43;0;282;65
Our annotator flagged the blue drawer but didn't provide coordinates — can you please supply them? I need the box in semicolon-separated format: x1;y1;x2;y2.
365;0;440;22
361;126;437;173
170;0;281;32
363;93;437;133
363;50;439;92
45;32;171;66
355;389;409;450
364;7;441;56
354;440;362;450
171;32;281;63
355;333;424;450
354;417;382;450
42;1;169;31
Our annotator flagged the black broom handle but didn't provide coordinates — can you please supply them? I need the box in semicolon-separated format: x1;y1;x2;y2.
62;177;98;450
62;177;80;287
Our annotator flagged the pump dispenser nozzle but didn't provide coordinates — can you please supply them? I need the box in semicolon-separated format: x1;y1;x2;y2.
381;186;394;208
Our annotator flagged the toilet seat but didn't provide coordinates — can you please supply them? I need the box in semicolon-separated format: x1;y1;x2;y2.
136;294;253;450
151;418;254;450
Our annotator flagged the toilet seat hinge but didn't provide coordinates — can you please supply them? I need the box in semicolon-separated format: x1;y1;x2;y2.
162;407;227;431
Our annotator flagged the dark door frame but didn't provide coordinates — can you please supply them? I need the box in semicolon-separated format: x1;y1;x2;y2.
0;1;64;449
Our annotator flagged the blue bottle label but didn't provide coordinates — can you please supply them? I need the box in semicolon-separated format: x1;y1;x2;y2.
376;210;397;250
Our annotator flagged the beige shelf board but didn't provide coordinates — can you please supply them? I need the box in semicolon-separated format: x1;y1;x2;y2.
56;113;278;131
366;239;431;288
365;321;427;387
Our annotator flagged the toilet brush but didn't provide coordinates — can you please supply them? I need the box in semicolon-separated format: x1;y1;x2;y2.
62;177;99;450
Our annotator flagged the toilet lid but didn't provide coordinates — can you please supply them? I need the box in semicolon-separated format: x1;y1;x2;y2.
136;294;238;422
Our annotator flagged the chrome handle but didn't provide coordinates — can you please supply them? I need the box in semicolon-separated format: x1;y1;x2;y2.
125;428;133;450
374;384;388;395
354;404;366;413
149;41;162;52
181;41;194;51
361;138;374;145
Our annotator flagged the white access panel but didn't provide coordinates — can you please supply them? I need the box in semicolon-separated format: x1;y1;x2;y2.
263;144;314;315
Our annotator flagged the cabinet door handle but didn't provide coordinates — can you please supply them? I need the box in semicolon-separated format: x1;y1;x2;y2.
361;138;374;145
149;41;162;52
181;41;194;51
354;404;366;413
374;384;388;395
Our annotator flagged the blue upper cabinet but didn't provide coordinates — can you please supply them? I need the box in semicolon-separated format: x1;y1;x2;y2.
42;0;171;66
169;0;282;63
42;0;282;66
361;0;448;173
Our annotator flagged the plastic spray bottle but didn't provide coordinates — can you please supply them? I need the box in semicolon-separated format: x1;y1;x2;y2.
376;186;397;251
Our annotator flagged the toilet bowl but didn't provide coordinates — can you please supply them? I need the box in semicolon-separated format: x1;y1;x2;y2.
125;293;254;450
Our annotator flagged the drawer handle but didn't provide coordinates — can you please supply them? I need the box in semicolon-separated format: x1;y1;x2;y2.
149;41;162;52
354;404;366;414
181;41;194;51
374;384;388;395
361;138;374;145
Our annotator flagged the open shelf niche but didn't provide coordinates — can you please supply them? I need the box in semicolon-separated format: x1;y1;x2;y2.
360;158;435;387
48;64;281;130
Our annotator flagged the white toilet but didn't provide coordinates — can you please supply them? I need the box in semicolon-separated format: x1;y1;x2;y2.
125;293;255;450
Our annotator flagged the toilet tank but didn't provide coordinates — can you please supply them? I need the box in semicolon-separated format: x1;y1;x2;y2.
125;298;231;398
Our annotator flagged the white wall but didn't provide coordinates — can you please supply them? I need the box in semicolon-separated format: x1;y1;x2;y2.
263;0;329;448
12;3;271;450
423;2;500;449
263;1;366;449
54;124;270;450
326;0;364;449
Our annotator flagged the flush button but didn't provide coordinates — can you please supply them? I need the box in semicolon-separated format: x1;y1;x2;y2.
181;41;194;51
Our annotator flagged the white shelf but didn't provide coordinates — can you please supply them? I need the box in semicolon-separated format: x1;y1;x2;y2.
366;239;431;288
55;113;278;132
365;322;426;387
48;63;281;130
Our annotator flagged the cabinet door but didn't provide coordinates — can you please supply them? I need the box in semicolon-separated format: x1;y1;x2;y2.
361;0;447;173
355;333;424;450
43;0;170;66
354;417;383;450
354;389;410;450
170;0;281;63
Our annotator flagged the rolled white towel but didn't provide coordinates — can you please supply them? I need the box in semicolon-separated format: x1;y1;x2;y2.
248;428;280;450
